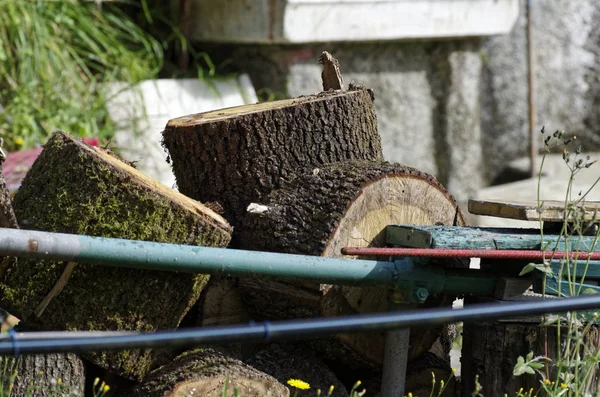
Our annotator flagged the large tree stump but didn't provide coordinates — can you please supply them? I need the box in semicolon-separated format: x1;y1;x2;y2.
240;161;465;368
461;318;600;397
0;131;232;380
162;88;383;243
0;353;85;397
133;348;289;397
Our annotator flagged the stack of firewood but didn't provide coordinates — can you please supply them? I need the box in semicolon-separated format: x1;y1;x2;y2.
0;53;462;397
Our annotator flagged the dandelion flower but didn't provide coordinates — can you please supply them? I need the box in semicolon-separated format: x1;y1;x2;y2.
287;379;310;390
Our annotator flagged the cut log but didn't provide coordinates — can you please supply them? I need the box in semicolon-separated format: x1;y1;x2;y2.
0;131;232;380
245;343;348;397
240;161;465;367
133;348;289;397
162;87;383;242
461;318;600;397
198;276;251;326
0;160;18;282
0;353;85;397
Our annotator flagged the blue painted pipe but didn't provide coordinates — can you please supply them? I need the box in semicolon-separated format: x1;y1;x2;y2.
0;228;403;286
1;294;600;355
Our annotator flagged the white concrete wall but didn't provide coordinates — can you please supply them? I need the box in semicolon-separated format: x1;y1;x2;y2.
190;0;519;43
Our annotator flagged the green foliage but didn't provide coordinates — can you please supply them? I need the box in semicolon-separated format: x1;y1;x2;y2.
513;127;600;396
513;351;547;377
0;0;163;151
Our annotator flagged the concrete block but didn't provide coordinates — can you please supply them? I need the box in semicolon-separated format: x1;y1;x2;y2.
106;76;258;188
190;0;519;43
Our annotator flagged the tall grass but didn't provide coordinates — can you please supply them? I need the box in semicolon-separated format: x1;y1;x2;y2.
0;0;163;151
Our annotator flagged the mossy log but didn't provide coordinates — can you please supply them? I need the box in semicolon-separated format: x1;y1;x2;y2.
0;353;85;397
0;131;232;380
133;348;289;397
246;343;348;397
162;88;383;242
0;161;17;283
240;161;465;367
461;318;600;397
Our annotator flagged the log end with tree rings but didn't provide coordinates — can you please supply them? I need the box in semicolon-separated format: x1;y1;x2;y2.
240;160;465;368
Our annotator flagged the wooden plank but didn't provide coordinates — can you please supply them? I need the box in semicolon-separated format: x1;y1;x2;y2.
468;199;600;222
386;225;600;252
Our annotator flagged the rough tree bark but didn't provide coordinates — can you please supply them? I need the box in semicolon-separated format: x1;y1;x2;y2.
240;161;465;368
0;131;232;380
0;159;18;283
462;318;600;397
245;343;348;397
0;353;85;397
162;88;383;243
133;348;289;397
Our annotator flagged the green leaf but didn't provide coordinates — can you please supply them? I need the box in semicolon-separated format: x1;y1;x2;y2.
520;263;537;275
520;263;553;276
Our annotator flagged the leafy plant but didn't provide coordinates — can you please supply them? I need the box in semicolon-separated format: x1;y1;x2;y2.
515;127;600;396
0;0;163;152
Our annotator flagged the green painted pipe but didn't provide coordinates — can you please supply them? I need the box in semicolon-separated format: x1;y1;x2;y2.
0;228;401;286
0;228;499;295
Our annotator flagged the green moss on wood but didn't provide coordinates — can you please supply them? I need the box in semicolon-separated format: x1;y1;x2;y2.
0;131;231;380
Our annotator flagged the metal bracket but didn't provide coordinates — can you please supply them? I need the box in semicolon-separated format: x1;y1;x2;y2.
392;258;445;303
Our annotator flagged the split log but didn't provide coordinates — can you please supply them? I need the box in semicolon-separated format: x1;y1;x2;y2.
461;318;600;397
162;87;383;242
0;353;85;397
0;131;232;380
240;161;465;367
246;343;348;397
133;348;289;397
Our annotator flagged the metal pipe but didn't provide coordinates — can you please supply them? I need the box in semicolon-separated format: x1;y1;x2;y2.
0;228;401;286
381;294;409;397
526;0;537;177
2;294;600;356
342;247;600;261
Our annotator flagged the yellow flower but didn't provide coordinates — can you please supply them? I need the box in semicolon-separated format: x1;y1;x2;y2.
408;393;413;397
287;379;310;390
451;368;457;374
356;380;362;387
561;383;568;389
328;385;334;394
94;378;100;387
544;379;550;385
103;385;110;392
57;378;62;384
14;138;24;146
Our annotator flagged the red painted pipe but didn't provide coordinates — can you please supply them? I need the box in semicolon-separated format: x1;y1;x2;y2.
341;247;600;261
